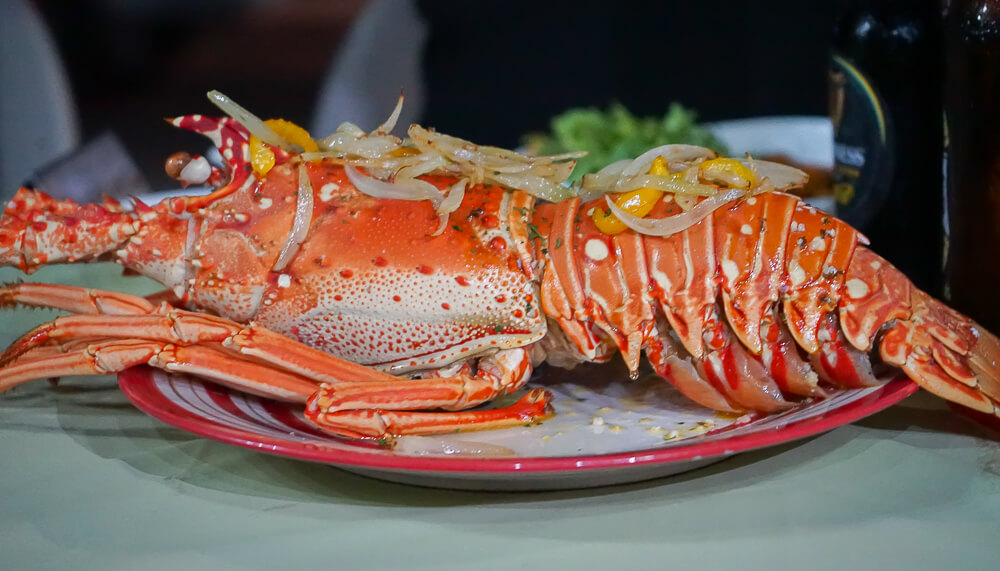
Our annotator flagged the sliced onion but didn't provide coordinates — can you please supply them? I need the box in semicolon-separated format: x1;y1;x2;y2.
597;158;633;175
580;173;717;196
336;121;367;138
431;178;468;236
411;126;580;171
340;135;402;158
408;125;578;200
273;163;315;272
408;126;477;159
622;144;719;176
396;154;449;181
319;134;403;159
375;94;405;134
316;130;359;152
490;172;576;202
605;188;745;237
543;150;589;162
207;90;296;152
299;153;422;174
736;158;808;190
618;174;717;196
345;165;444;208
528;159;577;181
674;193;699;211
437;178;467;215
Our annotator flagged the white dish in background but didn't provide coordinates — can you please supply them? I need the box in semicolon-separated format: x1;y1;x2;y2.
708;116;833;167
709;116;835;213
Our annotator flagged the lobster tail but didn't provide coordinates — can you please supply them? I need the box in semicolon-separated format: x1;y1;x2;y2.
532;191;1000;421
967;324;1000;415
0;188;138;272
837;246;1000;416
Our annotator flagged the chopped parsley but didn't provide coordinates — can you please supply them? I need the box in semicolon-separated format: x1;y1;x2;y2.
527;223;545;243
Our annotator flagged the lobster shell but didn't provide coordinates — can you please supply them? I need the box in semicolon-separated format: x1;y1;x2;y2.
1;113;998;440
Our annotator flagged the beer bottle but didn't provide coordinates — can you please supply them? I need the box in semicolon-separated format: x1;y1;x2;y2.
944;0;1000;332
830;0;943;295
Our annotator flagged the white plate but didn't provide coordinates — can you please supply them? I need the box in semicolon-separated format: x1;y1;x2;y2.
120;366;914;491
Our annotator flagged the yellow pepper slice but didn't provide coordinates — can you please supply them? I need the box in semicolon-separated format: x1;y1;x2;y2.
249;134;276;177
593;155;671;234
249;119;319;177
391;147;421;157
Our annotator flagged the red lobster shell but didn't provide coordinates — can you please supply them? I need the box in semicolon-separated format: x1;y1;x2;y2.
0;111;997;441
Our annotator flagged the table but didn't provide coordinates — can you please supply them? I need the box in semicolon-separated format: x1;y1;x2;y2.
2;263;998;570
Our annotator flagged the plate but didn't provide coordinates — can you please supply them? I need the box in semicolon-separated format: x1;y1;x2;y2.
119;365;916;491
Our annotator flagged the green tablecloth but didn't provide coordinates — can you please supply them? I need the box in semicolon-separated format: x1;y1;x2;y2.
2;264;998;570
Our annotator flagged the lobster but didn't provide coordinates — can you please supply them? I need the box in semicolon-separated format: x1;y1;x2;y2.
1;95;998;442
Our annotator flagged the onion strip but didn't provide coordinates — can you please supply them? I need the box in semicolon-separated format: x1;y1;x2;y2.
431;179;468;236
736;158;808;190
581;173;717;196
597;159;633;175
605;188;745;237
437;178;467;215
345;166;444;208
490;172;575;202
207;90;297;152
622;144;718;176
272;163;315;272
375;94;405;134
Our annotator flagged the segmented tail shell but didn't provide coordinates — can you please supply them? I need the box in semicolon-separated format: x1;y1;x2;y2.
533;192;1000;419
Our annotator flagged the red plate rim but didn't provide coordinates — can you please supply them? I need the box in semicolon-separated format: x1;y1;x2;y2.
118;366;917;474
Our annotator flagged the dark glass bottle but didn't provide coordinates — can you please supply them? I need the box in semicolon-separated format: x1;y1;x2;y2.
830;0;943;295
944;0;1000;331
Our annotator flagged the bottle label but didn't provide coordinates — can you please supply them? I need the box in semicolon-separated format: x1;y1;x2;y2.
830;54;894;228
941;111;950;299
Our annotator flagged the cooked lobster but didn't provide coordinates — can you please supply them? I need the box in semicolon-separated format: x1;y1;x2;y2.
1;93;997;441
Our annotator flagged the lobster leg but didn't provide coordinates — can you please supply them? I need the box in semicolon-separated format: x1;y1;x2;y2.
810;313;882;388
0;282;157;315
0;303;396;384
305;389;553;440
0;310;240;367
1;283;397;384
698;311;795;413
305;347;554;439
0;339;319;401
759;309;826;397
644;319;741;413
222;327;395;383
0;305;554;438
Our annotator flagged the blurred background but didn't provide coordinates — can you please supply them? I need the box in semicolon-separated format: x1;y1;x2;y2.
1;0;835;196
